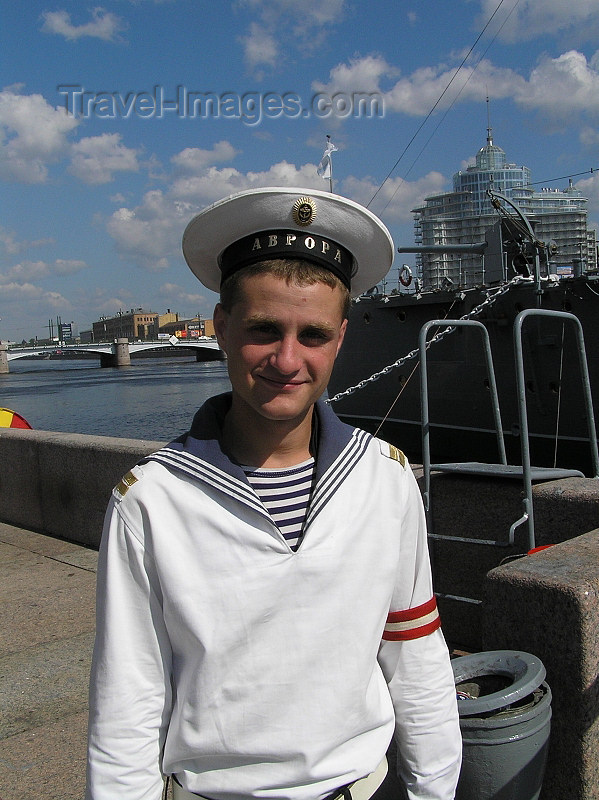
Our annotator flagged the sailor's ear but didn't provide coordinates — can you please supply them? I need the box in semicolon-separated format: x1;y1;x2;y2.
213;303;229;352
335;317;348;356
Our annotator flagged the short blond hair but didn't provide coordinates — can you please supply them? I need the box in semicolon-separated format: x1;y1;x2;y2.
219;258;351;318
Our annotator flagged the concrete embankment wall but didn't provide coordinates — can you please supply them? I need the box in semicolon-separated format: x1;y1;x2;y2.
0;428;163;547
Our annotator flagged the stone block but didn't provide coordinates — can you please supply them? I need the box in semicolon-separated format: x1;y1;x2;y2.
482;529;599;800
0;434;44;531
531;477;599;545
0;430;164;547
415;471;599;651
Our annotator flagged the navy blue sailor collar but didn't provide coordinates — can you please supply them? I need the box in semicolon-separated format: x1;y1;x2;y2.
143;392;372;510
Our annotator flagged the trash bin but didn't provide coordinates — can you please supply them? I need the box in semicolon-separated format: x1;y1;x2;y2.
452;650;551;800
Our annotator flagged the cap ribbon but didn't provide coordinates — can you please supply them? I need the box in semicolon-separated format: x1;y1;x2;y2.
219;229;354;289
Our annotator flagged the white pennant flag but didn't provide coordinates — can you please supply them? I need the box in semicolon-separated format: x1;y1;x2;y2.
317;139;338;179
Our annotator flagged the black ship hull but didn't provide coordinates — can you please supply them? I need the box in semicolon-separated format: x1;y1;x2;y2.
328;276;599;475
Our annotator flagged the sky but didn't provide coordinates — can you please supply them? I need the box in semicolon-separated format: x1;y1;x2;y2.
2;0;599;342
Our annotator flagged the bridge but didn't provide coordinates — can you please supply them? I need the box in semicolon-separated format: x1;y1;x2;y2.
1;337;223;372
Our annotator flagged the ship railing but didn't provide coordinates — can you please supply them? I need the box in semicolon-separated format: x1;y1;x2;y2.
420;310;597;555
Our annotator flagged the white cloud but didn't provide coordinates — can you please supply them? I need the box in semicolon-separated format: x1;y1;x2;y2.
239;0;345;74
106;153;331;270
513;51;599;117
0;226;54;255
241;0;345;30
0;228;22;256
313;54;523;118
104;146;437;272
98;296;131;311
0;281;71;310
388;58;523;115
580;127;599;148
0;262;98;339
314;49;599;124
68;133;141;184
1;281;46;298
0;89;79;182
40;7;127;42
1;261;49;283
54;259;89;275
170;141;239;174
477;0;599;44
159;283;208;308
0;258;89;283
575;172;599;217
106;190;191;271
170;160;322;203
340;171;447;223
240;23;279;74
313;54;394;98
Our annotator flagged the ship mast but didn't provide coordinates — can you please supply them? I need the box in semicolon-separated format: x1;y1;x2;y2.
486;95;495;191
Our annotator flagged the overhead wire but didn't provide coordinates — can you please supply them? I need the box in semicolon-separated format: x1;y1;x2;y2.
367;0;515;210
528;168;599;187
367;0;599;219
376;0;522;216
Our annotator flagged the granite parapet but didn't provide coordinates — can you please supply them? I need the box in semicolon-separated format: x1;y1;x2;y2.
483;529;599;800
0;429;164;547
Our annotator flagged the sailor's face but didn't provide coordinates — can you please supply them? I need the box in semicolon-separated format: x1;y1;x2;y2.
214;273;347;425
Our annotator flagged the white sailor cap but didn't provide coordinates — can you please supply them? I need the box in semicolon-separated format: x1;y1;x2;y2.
182;187;394;297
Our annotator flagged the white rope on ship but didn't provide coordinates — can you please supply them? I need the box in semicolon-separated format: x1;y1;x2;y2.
326;275;532;405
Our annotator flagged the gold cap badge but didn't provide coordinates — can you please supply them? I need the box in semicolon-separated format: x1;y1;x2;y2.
292;196;317;226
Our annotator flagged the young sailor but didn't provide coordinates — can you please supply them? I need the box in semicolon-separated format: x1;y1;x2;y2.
86;187;461;800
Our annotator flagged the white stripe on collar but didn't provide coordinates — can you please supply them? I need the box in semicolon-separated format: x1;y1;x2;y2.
147;446;270;522
306;427;371;528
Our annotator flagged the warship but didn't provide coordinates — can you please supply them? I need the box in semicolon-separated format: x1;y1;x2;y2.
328;189;599;478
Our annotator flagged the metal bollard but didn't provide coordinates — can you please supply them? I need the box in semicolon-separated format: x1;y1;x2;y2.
452;650;551;800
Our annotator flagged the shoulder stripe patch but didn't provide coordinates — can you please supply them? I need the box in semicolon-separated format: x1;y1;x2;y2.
382;596;441;641
379;440;407;466
388;444;406;467
115;470;138;497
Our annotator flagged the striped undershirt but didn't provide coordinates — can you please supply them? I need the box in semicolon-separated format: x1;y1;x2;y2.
243;457;316;551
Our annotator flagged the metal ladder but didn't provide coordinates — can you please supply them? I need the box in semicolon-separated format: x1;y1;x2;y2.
420;309;599;552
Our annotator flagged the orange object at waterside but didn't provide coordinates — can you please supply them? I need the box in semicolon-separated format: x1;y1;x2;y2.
0;408;32;429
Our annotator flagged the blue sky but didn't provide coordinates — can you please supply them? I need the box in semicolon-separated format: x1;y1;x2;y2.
2;0;599;341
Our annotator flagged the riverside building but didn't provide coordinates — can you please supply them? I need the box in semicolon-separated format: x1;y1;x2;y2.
411;129;597;289
90;310;215;342
92;309;159;341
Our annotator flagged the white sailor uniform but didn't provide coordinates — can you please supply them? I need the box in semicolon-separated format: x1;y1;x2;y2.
86;394;461;800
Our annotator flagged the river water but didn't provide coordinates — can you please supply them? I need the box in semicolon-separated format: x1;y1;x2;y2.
0;356;232;441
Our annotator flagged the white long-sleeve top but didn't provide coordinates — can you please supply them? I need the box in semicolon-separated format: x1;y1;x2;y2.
87;395;460;800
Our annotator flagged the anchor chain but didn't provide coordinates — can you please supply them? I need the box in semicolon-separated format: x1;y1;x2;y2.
326;275;531;404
